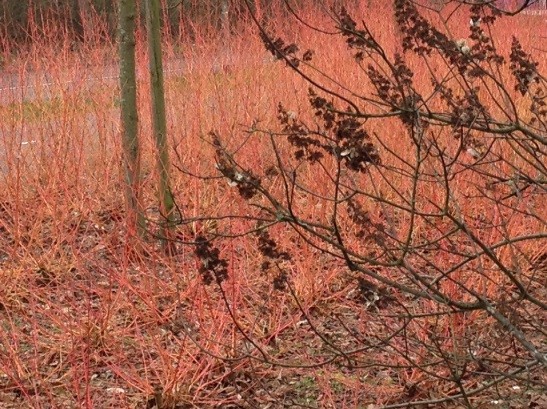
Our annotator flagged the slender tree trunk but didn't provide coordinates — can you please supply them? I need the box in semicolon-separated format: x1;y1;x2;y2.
145;0;176;248
119;0;145;240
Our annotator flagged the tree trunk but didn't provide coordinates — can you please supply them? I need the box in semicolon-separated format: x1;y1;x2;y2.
119;0;145;239
145;0;177;248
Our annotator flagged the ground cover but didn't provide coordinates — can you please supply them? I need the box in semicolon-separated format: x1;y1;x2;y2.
0;1;545;408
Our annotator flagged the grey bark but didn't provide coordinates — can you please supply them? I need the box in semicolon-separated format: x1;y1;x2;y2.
119;0;145;237
145;0;177;243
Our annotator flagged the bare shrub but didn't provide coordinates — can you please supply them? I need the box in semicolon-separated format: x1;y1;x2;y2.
201;0;546;406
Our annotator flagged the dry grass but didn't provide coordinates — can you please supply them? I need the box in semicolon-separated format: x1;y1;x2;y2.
0;1;545;408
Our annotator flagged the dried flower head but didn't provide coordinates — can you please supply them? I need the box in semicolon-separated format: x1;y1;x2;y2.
194;235;229;285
